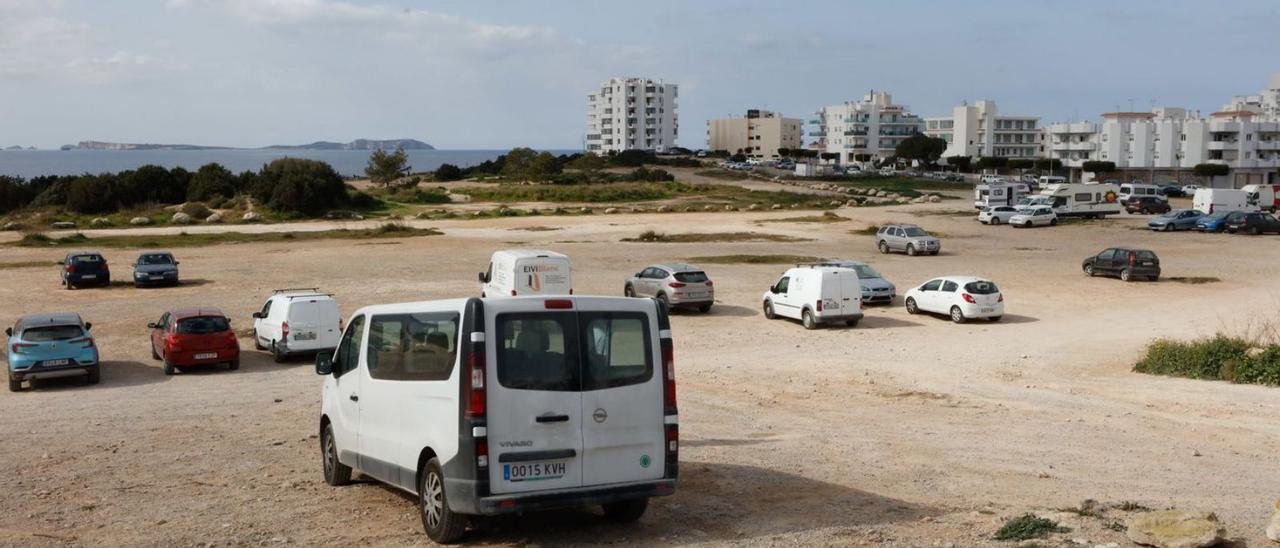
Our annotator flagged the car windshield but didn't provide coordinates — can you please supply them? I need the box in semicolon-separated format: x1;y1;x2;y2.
22;325;84;341
138;254;173;265
902;227;927;237
674;271;709;283
1204;212;1229;220
851;264;882;279
176;316;230;334
963;281;999;295
71;255;103;264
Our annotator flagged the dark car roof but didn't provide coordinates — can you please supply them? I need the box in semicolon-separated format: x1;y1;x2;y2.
170;307;227;320
1108;247;1156;253
16;313;84;330
65;250;104;257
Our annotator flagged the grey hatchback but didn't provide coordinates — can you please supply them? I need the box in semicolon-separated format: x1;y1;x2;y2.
876;224;941;256
624;263;714;312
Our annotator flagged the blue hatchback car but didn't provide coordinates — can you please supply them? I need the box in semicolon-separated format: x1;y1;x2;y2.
1196;210;1247;233
6;313;99;391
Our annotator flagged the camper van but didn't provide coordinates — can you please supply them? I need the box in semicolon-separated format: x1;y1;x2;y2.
1037;183;1122;218
1192;188;1258;215
1242;184;1280;212
974;182;1029;209
479;249;572;298
1118;183;1165;206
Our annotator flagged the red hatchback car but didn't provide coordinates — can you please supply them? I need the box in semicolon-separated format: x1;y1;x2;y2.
148;307;240;375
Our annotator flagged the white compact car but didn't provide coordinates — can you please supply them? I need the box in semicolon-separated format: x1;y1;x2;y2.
316;296;678;543
904;276;1004;323
761;265;863;329
253;288;342;362
1009;206;1058;227
479;249;572;298
978;206;1019;225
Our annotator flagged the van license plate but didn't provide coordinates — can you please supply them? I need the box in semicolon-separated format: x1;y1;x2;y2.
194;352;217;360
504;461;567;483
42;359;70;367
295;332;317;341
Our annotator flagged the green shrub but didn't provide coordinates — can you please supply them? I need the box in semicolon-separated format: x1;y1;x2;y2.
1234;346;1280;385
181;202;212;218
1133;335;1280;386
993;514;1068;541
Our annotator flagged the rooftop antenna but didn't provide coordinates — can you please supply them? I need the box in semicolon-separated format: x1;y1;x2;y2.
1128;98;1136;112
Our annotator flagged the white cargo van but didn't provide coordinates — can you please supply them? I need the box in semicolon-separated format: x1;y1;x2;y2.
1038;183;1122;218
1192;188;1258;214
315;296;677;542
480;249;572;298
1119;183;1165;205
253;288;342;362
1242;183;1280;212
761;265;863;329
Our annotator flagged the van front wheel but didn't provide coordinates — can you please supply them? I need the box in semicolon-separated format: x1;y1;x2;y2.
321;423;352;486
763;301;776;320
420;458;466;543
602;498;649;523
802;309;817;330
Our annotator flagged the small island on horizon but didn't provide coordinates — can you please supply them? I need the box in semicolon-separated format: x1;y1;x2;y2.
57;138;434;152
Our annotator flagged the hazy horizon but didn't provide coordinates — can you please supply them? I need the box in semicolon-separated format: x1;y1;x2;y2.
2;0;1277;151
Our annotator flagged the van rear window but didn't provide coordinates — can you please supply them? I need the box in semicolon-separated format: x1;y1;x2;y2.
496;312;652;392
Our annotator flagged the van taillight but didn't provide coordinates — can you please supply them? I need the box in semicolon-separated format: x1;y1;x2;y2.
466;349;486;418
476;437;489;469
661;342;677;414
544;299;574;309
510;289;517;296
815;299;822;312
281;321;289;341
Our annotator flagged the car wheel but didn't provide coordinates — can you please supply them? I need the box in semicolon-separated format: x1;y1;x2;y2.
802;309;817;330
229;358;240;370
990;217;1000;225
698;303;712;313
162;359;175;376
763;300;776;320
1024;221;1033;228
8;377;20;392
602;498;649;523
845;319;859;327
906;244;916;256
1120;269;1132;282
272;342;287;363
950;306;966;324
253;330;265;351
1252;226;1261;236
1163;223;1173;232
1084;264;1095;277
420;458;466;543
655;292;670;311
988;316;1002;323
85;365;100;384
1049;218;1058;226
878;241;889;254
905;297;918;315
321;423;352;486
624;285;635;298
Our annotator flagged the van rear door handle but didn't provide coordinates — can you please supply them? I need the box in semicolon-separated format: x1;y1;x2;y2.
535;414;569;423
349;394;359;402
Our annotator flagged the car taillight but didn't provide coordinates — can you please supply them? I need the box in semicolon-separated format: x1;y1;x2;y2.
544;299;574;309
705;280;713;287
338;318;344;333
815;299;823;312
668;282;686;288
661;341;677;414
466;349;486;418
962;293;976;304
281;321;289;341
11;343;35;354
510;289;517;296
1128;251;1137;265
225;331;238;347
166;334;182;352
70;337;94;349
998;293;1004;302
64;265;74;273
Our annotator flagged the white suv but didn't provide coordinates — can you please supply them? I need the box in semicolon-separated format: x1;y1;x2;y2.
315;296;678;543
252;288;342;362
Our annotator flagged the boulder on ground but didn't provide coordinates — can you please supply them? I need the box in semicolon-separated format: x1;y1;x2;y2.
205;213;223;223
1;222;18;231
656;205;669;213
1126;510;1225;548
604;207;619;214
242;211;262;222
1266;499;1280;543
747;203;760;211
771;204;783;210
130;217;152;226
171;212;192;224
579;207;591;213
90;217;111;227
51;221;76;229
928;194;942;203
724;205;736;211
911;196;927;204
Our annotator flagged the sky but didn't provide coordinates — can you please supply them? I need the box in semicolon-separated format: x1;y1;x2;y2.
1;0;1278;150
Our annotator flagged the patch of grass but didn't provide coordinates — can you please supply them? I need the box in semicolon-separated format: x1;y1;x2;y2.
456;182;677;203
685;254;823;265
1164;276;1221;284
757;211;848;224
509;226;561;232
1116;501;1152;512
993;514;1069;542
623;231;809;243
695;169;749;180
1133;335;1280;386
0;260;57;270
817;175;970;195
12;224;443;249
909;209;974;217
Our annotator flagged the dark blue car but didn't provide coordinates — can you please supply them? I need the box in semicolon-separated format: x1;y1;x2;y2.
1148;209;1204;231
60;251;110;289
1196;210;1247;233
132;251;180;287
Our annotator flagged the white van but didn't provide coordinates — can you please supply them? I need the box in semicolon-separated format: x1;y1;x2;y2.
479;249;572;298
974;182;1030;209
1037;175;1067;189
1193;188;1258;214
761;265;863;329
1242;183;1280;212
1119;183;1165;205
1038;183;1122;218
315;296;677;542
252;288;342;362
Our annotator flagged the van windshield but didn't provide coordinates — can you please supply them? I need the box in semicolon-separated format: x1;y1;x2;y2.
22;325;83;341
496;311;652;392
673;271;708;283
176;316;229;334
963;281;999;295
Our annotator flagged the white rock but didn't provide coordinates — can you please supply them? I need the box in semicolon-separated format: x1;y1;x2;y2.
604;207;619;214
205;213;223;223
771;204;783;210
50;221;76;229
242;211;262;222
90;217;111;227
130;217;152;225
171;212;192;224
1266;499;1280;542
657;205;669;213
747;203;760;211
928;195;942;203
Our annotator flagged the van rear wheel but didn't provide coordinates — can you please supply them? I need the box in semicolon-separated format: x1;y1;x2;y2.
420;458;466;543
272;342;287;363
602;498;649;523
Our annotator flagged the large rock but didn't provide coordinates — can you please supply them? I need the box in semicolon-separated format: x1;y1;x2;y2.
130;217;152;226
90;217;111;227
771;204;783;210
242;211;262;222
1;222;18;231
747;203;760;211
656;205;669;213
928;195;942;203
604;207;619;214
1267;499;1280;542
205;213;223;223
1126;510;1225;548
50;221;76;229
171;212;192;224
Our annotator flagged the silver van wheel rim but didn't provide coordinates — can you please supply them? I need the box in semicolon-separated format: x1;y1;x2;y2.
423;473;443;529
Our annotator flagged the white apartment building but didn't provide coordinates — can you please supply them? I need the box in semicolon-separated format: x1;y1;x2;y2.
706;109;802;159
924;100;1041;160
585;77;678;154
811;91;924;164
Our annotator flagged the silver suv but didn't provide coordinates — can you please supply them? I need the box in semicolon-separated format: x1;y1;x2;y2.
624;263;714;312
876;224;941;256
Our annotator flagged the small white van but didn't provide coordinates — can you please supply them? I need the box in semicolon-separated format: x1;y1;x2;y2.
480;249;572;298
761;265;863;329
253;288;342;362
1119;183;1165;205
1192;188;1258;214
315;296;677;542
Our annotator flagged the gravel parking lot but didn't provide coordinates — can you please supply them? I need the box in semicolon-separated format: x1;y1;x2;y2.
1;201;1278;546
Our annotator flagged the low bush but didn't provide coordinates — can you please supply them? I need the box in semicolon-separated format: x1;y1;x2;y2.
181;202;212;219
993;514;1068;541
1133;335;1280;385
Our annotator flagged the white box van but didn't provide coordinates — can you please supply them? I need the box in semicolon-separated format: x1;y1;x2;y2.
1119;183;1165;205
1038;183;1122;218
480;249;572;298
252;288;342;362
315;296;677;543
974;182;1029;209
1193;188;1258;214
1242;183;1280;212
761;265;863;329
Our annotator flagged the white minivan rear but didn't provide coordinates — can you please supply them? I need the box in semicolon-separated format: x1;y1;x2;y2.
480;249;573;298
762;266;864;329
253;290;341;362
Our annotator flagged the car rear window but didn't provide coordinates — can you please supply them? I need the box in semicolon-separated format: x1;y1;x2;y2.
71;255;103;264
674;271;708;283
22;325;83;341
176;316;230;334
496;312;652;392
582;313;652;390
850;264;882;279
963;281;999;295
1135;250;1158;262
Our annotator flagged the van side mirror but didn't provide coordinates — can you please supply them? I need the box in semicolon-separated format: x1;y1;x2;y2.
84;322;92;331
251;312;264;319
477;272;487;283
769;285;779;294
147;322;158;329
315;353;333;376
4;328;11;337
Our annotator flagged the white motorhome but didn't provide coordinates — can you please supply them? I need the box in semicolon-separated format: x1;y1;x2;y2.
479;249;572;298
761;265;863;329
1192;188;1258;215
974;182;1030;209
1119;183;1165;205
1242;183;1280;212
1037;183;1122;218
315;296;678;542
252;288;342;362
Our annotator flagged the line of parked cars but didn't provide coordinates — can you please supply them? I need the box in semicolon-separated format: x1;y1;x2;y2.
58;250;182;289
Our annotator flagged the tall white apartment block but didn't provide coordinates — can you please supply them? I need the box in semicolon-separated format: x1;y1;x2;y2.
811;91;924;164
924;100;1041;160
706;109;802;159
585;78;678;154
1045;109;1210;169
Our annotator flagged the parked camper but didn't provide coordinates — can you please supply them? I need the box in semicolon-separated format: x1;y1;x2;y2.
973;182;1029;209
1038;183;1122;218
1192;188;1258;215
1119;183;1165;205
1242;184;1280;212
315;296;678;542
761;265;863;329
479;249;572;298
252;289;342;362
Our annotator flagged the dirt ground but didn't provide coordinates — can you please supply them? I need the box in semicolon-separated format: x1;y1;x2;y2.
1;199;1278;547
